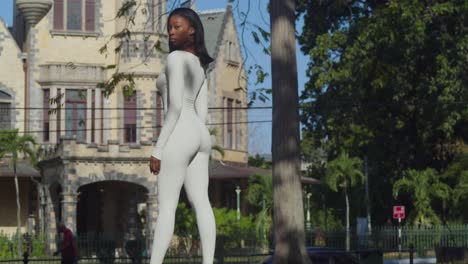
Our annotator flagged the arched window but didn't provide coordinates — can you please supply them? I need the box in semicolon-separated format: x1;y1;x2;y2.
0;90;12;130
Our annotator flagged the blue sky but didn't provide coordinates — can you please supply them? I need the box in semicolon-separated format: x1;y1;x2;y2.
0;0;309;156
0;0;13;27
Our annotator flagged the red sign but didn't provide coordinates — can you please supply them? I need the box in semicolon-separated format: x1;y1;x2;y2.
393;206;405;219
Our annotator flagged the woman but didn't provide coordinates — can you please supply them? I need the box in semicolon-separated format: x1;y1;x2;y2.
148;7;216;264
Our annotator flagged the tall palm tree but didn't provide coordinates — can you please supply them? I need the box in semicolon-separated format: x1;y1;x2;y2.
453;171;468;206
325;151;364;251
0;129;37;257
246;174;272;250
393;168;451;226
443;151;468;219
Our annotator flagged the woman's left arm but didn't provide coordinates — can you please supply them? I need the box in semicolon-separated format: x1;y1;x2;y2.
151;51;186;160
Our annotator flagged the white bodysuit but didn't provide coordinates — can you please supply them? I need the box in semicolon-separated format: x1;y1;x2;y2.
150;50;216;264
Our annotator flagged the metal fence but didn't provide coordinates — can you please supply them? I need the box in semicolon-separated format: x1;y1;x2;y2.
0;254;270;264
72;236;266;258
306;224;468;252
1;225;468;262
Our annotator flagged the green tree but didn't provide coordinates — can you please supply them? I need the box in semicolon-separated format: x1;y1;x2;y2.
325;151;364;251
175;203;255;254
248;154;271;169
0;129;37;257
440;150;468;221
245;174;272;250
297;0;468;224
174;202;198;255
453;171;468;210
393;168;451;226
212;208;254;249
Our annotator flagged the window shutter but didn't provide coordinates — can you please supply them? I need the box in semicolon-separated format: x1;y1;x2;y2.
85;0;95;31
227;98;234;148
0;103;11;129
53;0;64;30
91;89;95;143
57;89;61;142
236;101;241;149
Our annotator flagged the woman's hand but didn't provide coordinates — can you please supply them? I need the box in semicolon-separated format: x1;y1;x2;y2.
149;156;161;174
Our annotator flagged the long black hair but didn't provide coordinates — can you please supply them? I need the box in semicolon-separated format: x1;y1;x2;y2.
168;8;214;67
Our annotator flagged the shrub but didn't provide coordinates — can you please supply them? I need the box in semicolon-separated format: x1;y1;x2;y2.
173;203;256;254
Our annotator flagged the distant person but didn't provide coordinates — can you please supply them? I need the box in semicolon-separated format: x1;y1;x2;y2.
54;222;77;264
314;226;326;246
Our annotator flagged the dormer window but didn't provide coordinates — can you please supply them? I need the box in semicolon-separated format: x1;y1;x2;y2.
225;40;239;67
226;41;233;61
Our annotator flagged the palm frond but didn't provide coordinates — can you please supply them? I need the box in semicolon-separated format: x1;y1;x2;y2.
0;129;38;167
246;174;272;211
393;177;414;198
325;151;363;192
209;128;218;136
211;145;225;157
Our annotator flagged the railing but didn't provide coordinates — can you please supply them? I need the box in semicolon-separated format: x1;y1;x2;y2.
0;252;270;264
306;224;468;252
72;236;266;258
1;225;467;262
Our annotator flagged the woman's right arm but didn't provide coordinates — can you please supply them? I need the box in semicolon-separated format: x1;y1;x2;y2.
195;79;208;123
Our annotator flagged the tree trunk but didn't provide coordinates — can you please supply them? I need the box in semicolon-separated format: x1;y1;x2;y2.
364;156;371;235
270;0;310;263
14;165;23;257
38;185;45;234
345;187;350;251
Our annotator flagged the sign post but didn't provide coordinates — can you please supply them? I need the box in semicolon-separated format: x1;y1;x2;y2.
393;206;405;259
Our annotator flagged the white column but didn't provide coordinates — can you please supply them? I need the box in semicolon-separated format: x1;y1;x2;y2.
86;88;92;143
95;88;102;144
49;87;57;144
